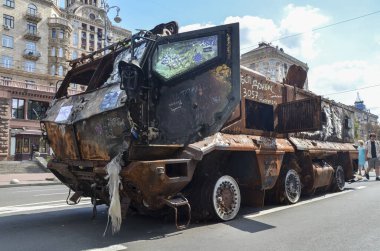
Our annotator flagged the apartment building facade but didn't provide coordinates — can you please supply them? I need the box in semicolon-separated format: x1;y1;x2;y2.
241;42;309;90
0;0;131;160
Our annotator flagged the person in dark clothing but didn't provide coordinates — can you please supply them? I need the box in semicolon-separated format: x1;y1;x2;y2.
364;133;380;180
30;144;38;160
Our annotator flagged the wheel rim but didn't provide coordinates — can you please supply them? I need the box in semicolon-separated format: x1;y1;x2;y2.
335;166;345;191
212;175;241;221
284;169;301;204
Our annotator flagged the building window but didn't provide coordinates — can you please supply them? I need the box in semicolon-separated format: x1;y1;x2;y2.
72;51;78;59
3;14;14;28
27;100;49;120
2;35;13;48
12;98;25;119
52;28;56;38
82;23;87;30
51;47;56;56
27;4;37;15
26;42;36;53
90;25;95;32
81;31;87;49
58;65;64;76
24;61;36;72
4;0;15;8
89;13;95;20
58;47;63;57
1;56;12;68
73;33;78;46
58;30;64;39
50;65;56;75
27;22;37;34
97;28;103;39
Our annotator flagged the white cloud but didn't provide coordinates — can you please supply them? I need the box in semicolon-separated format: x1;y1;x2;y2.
179;4;330;61
224;16;280;50
279;4;330;60
309;60;380;114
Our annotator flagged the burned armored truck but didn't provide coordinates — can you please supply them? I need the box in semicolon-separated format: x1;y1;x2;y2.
41;22;357;230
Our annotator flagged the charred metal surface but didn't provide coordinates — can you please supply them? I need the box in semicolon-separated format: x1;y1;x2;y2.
295;99;356;143
277;96;321;133
289;137;356;154
222;66;322;136
311;162;334;189
284;64;307;89
184;132;294;160
256;152;284;190
120;159;196;210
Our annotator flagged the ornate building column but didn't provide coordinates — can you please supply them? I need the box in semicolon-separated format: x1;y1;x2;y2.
0;90;11;160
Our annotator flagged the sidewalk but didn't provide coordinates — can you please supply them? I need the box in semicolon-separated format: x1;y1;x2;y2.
0;160;61;188
0;173;60;187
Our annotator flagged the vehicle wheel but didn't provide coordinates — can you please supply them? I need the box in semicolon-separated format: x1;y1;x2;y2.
211;175;241;221
331;165;345;192
278;169;301;204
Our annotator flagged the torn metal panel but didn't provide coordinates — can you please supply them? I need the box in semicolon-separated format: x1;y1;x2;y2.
294;99;355;143
185;133;294;160
289;137;356;151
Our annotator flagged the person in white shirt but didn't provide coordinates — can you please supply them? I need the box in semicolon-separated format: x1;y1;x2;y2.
364;132;380;181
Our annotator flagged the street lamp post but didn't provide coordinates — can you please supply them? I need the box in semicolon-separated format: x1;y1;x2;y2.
96;0;122;52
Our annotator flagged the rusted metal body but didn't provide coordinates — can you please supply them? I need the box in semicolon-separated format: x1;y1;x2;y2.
41;22;358;229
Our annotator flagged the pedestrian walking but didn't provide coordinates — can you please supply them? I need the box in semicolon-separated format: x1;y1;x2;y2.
357;140;365;176
364;133;380;180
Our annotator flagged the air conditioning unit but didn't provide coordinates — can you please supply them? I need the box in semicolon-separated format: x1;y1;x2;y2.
3;25;10;30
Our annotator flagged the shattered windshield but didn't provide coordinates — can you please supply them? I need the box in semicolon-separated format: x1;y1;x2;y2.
103;41;147;86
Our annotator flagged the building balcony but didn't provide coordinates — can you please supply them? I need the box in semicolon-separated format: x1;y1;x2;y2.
24;11;42;23
24;30;41;41
49;38;69;47
22;49;41;61
48;17;72;31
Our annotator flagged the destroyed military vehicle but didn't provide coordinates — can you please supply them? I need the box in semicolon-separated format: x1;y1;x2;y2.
41;21;358;231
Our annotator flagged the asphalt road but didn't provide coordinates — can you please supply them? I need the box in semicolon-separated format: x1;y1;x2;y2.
0;179;380;251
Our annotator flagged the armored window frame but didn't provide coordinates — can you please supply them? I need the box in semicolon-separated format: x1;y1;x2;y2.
151;27;227;84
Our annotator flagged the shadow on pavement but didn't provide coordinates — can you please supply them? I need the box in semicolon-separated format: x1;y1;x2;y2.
0;204;276;251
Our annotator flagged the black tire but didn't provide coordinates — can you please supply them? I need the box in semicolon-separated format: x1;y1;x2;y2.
186;174;241;221
211;175;241;221
277;169;302;204
331;165;345;192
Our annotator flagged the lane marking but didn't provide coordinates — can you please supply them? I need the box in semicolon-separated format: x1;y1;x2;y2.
356;186;366;189
2;198;91;208
33;192;68;197
13;188;66;193
244;189;355;219
0;201;91;215
83;244;128;251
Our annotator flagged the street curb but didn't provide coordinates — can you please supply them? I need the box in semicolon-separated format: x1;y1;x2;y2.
0;182;63;188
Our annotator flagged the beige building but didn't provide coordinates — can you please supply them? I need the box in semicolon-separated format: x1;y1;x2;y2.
241;42;309;90
0;0;131;160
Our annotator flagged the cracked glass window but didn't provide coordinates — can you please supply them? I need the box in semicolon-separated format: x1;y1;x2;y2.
152;35;218;81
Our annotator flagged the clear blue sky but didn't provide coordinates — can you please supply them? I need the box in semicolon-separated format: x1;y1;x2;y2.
108;0;380;115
